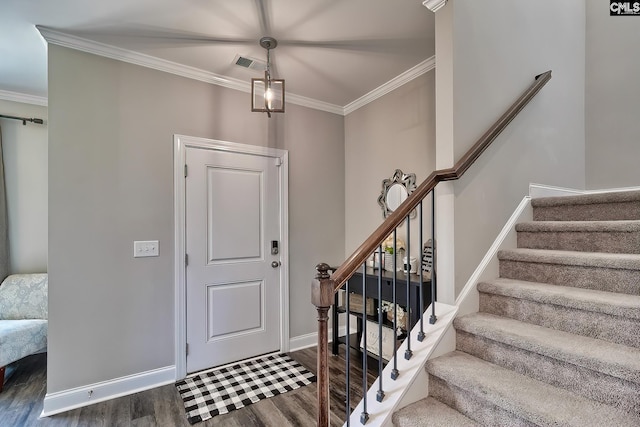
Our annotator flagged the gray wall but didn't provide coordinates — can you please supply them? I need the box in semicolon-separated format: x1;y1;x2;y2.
0;99;48;274
585;0;640;189
48;45;344;393
438;0;586;296
344;72;436;258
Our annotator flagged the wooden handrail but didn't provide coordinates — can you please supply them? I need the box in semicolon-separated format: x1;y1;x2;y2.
312;70;551;427
330;70;551;289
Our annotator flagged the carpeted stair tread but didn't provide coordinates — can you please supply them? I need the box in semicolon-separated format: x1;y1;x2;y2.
392;397;480;427
426;351;640;426
498;248;640;270
516;220;640;253
532;191;640;221
516;220;640;232
478;278;640;320
532;190;640;208
454;312;640;384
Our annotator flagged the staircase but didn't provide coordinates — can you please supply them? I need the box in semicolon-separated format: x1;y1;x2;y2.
393;190;640;426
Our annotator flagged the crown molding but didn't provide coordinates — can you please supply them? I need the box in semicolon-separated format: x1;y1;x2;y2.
37;26;248;92
286;93;344;115
343;56;435;115
37;26;433;117
0;89;48;106
422;0;447;13
37;26;344;115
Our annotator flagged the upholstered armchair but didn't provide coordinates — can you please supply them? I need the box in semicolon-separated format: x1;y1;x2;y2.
0;273;48;392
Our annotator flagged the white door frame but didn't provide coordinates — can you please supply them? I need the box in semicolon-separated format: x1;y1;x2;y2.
173;134;289;380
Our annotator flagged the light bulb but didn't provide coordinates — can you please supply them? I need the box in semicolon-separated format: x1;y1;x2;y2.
265;88;274;110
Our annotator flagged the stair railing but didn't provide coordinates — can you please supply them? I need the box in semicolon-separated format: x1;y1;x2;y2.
312;70;552;426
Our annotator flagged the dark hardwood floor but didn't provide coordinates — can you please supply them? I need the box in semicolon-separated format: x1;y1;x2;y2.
0;346;377;426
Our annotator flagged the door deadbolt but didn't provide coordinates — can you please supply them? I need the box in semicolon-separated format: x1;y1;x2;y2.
271;261;281;268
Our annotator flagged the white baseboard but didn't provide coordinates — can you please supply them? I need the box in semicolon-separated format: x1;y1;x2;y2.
529;183;640;199
289;326;350;352
529;183;584;198
41;365;176;417
289;332;319;352
455;195;532;317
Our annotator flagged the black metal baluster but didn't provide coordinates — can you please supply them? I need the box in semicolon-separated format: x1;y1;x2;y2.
405;216;412;360
360;263;369;424
418;201;426;342
430;190;437;325
391;229;399;380
376;247;384;402
346;279;351;426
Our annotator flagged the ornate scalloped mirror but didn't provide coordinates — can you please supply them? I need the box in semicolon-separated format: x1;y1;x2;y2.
377;169;417;218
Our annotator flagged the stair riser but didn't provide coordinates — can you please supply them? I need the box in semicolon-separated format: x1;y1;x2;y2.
533;201;640;221
456;330;640;415
428;375;536;427
479;292;640;348
499;260;640;295
517;230;640;253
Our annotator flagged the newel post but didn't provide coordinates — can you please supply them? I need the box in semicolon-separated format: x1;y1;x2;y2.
312;262;334;427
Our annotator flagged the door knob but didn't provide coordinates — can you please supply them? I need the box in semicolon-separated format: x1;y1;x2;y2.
271;261;281;268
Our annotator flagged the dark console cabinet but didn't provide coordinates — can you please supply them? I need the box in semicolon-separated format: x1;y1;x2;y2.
331;267;433;356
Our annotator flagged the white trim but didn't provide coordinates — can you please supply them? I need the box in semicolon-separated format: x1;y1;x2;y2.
289;325;351;352
173;135;289;380
528;183;584;198
422;0;447;13
37;26;342;115
455;196;532;317
530;183;640;199
343;56;436;115
0;89;48;106
173;136;188;380
41;365;175;417
36;26;435;116
583;186;640;194
285;93;344;116
279;150;291;354
289;332;320;352
348;303;458;427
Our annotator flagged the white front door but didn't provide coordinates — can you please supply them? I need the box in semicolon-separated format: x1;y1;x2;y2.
185;145;282;373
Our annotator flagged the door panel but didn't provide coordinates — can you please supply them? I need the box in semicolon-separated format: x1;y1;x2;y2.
207;167;262;261
186;147;281;373
206;280;263;339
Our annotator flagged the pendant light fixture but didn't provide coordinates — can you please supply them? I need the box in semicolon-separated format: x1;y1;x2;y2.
251;37;285;117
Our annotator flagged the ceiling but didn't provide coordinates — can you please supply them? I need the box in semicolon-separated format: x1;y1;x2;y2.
1;0;435;109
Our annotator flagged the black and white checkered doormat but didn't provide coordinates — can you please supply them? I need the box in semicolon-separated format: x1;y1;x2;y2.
176;354;316;424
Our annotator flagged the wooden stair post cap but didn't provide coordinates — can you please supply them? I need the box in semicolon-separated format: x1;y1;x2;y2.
312;263;334;308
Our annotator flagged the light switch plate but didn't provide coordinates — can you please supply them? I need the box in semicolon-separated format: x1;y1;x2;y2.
134;240;159;257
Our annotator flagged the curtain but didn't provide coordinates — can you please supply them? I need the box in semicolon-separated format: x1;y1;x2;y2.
0;126;8;281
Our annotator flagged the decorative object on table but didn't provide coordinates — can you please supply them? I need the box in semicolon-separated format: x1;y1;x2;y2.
360;320;400;361
176;354;315;424
367;248;384;269
371;248;385;270
402;256;418;274
422;239;434;273
381;235;406;271
377;169;418;219
380;301;408;332
339;290;375;316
